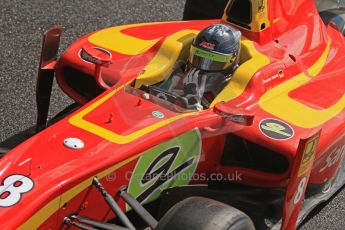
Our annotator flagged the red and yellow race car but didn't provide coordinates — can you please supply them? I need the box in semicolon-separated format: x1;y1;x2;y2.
0;0;345;229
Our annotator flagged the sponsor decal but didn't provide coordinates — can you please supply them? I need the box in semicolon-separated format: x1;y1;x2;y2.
127;129;201;206
262;70;284;84
320;144;345;173
298;135;319;177
259;118;294;140
190;46;233;63
79;47;112;65
293;177;307;204
199;41;215;50
214;110;254;126
0;174;34;207
152;111;165;119
258;0;266;11
221;113;248;124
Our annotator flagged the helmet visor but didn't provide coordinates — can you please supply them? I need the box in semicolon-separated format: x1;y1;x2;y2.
189;46;237;72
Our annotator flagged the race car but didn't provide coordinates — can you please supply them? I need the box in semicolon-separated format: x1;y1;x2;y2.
0;0;345;229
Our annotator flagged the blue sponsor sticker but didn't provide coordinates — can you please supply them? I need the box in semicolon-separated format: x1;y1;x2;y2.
152;111;164;119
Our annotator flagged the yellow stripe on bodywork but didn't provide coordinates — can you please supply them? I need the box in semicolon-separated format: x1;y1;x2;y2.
70;29;203;144
18;152;145;229
211;38;271;106
259;39;345;128
135;29;199;88
88;22;185;55
18;196;61;230
68;84;197;145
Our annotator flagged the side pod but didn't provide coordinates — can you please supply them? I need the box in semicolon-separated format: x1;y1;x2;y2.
281;131;321;230
35;26;63;132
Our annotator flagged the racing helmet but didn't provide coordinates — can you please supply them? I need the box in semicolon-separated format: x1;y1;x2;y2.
189;23;241;73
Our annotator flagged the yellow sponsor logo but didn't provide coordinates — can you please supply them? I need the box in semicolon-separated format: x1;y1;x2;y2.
298;135;319;177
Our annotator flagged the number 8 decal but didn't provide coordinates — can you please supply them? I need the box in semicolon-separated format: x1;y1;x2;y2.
294;177;307;204
0;174;34;207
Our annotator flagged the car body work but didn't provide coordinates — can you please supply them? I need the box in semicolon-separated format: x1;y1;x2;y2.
0;0;345;229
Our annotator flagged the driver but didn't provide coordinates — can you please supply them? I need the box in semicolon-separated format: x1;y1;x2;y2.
158;23;241;110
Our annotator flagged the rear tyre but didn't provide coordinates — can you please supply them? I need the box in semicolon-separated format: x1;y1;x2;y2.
183;0;228;20
155;196;255;230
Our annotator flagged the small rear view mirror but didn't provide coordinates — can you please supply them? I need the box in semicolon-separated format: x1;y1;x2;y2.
214;102;255;126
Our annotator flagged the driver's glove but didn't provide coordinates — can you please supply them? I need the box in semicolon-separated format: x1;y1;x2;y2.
182;68;207;110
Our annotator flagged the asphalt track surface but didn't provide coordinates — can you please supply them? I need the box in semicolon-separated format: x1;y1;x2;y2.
0;1;343;229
